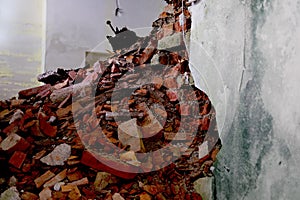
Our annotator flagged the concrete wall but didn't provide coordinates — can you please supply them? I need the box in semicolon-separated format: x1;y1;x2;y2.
45;0;165;70
0;0;44;100
189;0;300;199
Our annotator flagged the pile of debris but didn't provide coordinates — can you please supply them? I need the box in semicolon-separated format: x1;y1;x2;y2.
0;1;221;200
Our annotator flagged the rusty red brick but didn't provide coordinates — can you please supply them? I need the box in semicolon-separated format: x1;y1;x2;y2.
80;150;138;179
18;84;51;99
9;151;27;169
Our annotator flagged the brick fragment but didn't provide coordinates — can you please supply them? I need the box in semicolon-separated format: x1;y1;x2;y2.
67;177;89;186
8;151;26;169
34;170;55;188
18;84;51;99
68;186;81;200
67;171;83;182
80;150;138;179
38;112;57;137
139;192;152;200
43;169;67;188
21;192;39;200
0;133;30;153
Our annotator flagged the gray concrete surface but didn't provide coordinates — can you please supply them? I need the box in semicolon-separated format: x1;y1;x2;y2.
189;0;300;199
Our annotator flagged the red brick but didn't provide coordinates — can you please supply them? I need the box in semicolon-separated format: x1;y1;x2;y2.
80;150;138;179
9;151;26;169
18;84;51;99
38;112;57;137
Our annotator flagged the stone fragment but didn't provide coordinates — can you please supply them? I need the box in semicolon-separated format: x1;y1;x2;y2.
193;177;213;200
0;133;30;153
43;169;67;188
40;144;71;166
8;151;26;169
198;141;209;159
120;151;141;166
151;54;160;65
21;192;38;200
0;187;21;200
39;187;52;200
112;193;125;200
53;182;65;191
8;176;17;187
158;32;183;50
118;118;143;152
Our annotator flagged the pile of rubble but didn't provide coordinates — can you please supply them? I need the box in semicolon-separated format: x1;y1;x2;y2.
0;1;221;200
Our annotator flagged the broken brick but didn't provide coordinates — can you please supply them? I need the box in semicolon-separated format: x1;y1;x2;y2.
38;112;57;137
18;84;51;99
0;133;30;153
68;186;81;200
9;151;26;169
34;170;55;188
80;151;138;179
21;192;39;200
67;177;89;186
43;169;67;188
